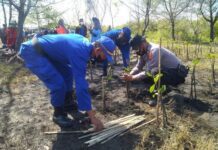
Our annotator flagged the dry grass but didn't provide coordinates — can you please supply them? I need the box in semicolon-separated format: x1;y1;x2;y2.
134;113;217;150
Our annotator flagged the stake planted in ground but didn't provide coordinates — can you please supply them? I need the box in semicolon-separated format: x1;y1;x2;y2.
190;58;200;100
102;76;106;111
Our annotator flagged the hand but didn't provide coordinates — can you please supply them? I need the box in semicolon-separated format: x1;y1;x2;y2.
120;73;133;81
87;110;104;131
90;116;104;131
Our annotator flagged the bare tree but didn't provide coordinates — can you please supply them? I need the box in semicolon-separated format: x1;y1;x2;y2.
199;0;218;42
8;0;13;24
120;0;154;35
107;0;119;28
1;0;7;27
162;0;190;40
85;0;108;23
9;0;39;50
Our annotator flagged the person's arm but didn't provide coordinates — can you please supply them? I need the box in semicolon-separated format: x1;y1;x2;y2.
130;56;145;75
73;62;103;131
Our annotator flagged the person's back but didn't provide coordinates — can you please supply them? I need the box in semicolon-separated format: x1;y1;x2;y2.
21;34;92;64
146;43;181;71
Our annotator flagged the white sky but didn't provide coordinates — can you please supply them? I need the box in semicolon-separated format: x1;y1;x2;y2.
0;0;132;27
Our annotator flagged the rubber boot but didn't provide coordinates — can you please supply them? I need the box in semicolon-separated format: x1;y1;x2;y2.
53;107;74;128
64;91;78;113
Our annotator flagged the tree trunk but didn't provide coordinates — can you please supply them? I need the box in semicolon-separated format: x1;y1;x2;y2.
9;0;12;24
210;21;215;42
16;12;25;51
2;0;7;27
171;20;175;41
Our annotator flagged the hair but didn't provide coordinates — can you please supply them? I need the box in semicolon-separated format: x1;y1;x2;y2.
130;34;146;48
92;17;102;31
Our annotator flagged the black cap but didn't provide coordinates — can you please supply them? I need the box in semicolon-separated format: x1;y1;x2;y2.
130;34;145;50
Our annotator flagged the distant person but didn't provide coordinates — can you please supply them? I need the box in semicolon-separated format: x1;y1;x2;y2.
6;21;17;50
89;17;102;42
19;34;116;130
75;19;87;37
101;27;131;76
121;35;189;105
107;25;112;32
55;19;69;34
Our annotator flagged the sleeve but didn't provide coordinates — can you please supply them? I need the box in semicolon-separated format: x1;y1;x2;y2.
91;29;101;37
146;48;159;71
130;56;145;75
72;61;92;111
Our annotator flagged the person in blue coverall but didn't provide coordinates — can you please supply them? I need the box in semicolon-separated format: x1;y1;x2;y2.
101;27;131;75
90;17;102;42
19;34;116;131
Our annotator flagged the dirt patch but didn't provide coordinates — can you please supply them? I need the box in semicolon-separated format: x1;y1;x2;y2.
0;55;217;149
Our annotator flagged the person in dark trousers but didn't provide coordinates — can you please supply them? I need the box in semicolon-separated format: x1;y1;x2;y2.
75;19;87;37
121;35;188;105
19;34;116;131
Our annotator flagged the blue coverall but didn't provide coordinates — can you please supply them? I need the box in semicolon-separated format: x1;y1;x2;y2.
102;29;130;68
19;34;92;111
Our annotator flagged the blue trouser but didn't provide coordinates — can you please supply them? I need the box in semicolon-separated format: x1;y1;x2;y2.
120;49;130;68
19;44;73;107
102;48;130;75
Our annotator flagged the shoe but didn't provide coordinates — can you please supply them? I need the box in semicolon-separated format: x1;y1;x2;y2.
53;107;74;128
53;115;74;128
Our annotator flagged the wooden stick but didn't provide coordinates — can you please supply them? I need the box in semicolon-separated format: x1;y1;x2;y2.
79;114;136;139
87;116;145;142
87;118;145;146
44;130;86;135
90;116;145;140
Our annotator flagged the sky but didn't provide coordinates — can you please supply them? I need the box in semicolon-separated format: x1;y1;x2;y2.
0;0;132;27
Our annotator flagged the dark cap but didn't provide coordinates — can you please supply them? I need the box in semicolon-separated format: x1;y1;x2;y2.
130;34;146;50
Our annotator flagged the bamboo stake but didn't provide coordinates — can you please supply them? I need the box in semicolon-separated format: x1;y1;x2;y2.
100;117;157;144
102;76;106;111
90;61;93;81
87;117;145;146
44;130;86;135
90;116;145;140
79;114;136;139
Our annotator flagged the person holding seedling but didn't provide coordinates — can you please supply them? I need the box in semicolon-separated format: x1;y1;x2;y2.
121;35;188;105
19;34;116;131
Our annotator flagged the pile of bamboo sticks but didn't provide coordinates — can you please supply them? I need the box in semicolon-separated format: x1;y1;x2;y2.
79;114;156;147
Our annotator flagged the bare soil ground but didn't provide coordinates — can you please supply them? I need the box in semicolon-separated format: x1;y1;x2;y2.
0;48;217;150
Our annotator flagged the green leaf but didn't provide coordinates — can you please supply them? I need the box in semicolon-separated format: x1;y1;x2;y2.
154;73;162;83
124;67;131;73
152;94;156;98
206;53;216;59
149;84;155;93
146;72;152;77
192;58;200;65
159;85;166;93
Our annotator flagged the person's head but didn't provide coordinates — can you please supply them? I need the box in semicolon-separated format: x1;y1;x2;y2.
130;34;149;56
117;27;131;45
58;19;64;26
79;18;84;25
92;36;116;63
92;17;101;30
